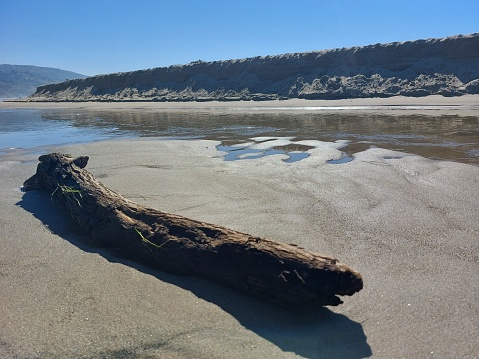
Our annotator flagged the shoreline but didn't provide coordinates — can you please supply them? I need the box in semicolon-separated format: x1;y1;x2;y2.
2;94;479;113
2;95;478;167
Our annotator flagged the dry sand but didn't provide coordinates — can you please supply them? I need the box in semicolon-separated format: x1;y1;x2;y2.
4;94;479;112
1;97;478;358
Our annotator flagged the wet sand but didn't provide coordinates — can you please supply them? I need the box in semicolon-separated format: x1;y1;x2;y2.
1;97;478;358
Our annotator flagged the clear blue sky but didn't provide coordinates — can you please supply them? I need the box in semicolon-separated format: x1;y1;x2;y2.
1;0;478;76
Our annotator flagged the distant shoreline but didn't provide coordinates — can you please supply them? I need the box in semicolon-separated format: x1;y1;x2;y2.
2;95;479;113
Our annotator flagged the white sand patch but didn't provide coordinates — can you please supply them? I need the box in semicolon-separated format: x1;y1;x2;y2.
249;138;294;150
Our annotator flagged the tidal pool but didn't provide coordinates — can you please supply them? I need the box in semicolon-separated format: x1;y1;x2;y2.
1;108;478;165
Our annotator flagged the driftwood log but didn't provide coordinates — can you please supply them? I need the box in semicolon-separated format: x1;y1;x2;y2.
23;153;363;307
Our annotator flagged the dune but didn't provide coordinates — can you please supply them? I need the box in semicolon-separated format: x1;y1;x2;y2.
19;33;479;102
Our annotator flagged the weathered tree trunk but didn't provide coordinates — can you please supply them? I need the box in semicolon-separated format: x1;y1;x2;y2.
23;153;363;307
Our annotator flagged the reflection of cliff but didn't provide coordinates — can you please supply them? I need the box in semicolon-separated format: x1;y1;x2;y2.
30;34;479;102
40;109;479;164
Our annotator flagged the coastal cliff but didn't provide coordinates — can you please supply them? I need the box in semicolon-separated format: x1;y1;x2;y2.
28;33;479;102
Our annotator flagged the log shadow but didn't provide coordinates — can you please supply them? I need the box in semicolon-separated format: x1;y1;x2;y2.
17;191;372;359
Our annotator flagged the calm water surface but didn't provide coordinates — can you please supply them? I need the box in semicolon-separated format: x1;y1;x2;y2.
0;108;478;165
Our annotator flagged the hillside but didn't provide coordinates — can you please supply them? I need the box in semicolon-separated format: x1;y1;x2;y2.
0;65;87;98
27;33;479;102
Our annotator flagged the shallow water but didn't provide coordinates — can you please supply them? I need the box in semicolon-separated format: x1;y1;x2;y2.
0;109;129;150
1;108;478;165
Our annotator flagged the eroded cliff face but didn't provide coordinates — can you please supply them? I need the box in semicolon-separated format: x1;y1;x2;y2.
29;34;479;102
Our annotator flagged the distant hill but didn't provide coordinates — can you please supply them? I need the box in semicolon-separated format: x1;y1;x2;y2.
0;65;87;98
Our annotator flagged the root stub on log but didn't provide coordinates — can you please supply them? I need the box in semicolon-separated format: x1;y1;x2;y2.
23;153;363;307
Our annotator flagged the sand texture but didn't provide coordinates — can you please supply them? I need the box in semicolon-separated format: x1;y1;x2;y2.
1;132;478;358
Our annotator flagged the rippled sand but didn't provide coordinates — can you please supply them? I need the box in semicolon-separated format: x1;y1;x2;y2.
1;134;478;358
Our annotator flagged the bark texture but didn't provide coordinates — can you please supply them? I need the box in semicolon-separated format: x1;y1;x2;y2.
23;153;363;307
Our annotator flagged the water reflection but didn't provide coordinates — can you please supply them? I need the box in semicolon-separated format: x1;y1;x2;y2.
327;156;355;164
0;109;129;149
217;143;312;163
1;108;478;165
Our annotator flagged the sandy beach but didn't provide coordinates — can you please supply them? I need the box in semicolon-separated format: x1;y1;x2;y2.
1;97;478;358
3;94;479;112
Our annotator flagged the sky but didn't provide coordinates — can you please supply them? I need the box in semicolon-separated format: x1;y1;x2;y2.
1;0;478;76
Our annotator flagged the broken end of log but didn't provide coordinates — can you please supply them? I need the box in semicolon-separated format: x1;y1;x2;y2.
23;153;89;191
